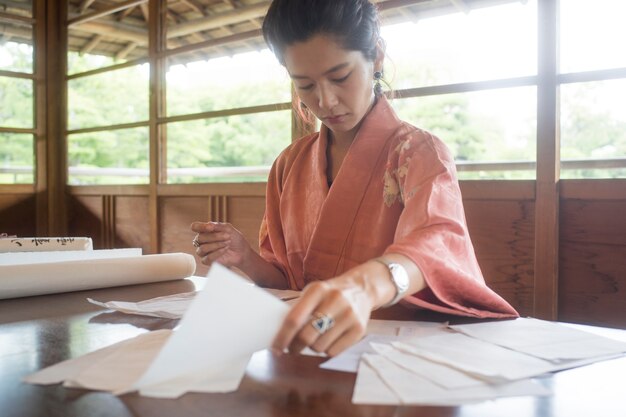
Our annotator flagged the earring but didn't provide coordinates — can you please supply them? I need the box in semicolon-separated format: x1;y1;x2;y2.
373;71;383;96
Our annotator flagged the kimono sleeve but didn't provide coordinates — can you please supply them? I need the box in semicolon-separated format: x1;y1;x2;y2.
384;130;518;318
258;153;293;288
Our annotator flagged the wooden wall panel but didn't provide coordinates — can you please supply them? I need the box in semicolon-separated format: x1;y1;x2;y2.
67;195;103;248
115;196;150;253
159;197;208;276
0;194;37;237
559;200;626;328
463;200;535;316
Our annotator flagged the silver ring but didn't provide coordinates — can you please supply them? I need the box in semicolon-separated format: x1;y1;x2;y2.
192;238;200;248
310;312;334;335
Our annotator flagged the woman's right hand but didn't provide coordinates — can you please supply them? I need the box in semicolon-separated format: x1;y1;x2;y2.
190;221;252;268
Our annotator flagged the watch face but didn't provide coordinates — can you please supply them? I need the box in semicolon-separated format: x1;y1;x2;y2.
389;263;410;292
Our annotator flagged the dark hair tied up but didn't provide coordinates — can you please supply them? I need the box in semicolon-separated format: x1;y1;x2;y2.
262;0;381;65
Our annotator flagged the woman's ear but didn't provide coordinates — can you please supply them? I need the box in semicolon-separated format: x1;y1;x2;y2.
374;38;386;73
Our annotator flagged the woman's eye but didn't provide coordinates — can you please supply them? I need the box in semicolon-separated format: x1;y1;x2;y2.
332;73;351;83
297;83;314;91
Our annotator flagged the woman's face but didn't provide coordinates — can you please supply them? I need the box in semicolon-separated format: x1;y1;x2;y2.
283;34;381;141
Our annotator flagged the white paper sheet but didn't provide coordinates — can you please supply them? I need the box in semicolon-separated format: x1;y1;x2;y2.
88;291;197;319
449;317;626;361
351;359;400;405
0;252;195;299
0;248;140;266
87;287;301;320
358;353;550;406
320;321;448;373
393;333;556;381
0;236;93;253
132;263;289;397
370;343;485;389
25;263;291;398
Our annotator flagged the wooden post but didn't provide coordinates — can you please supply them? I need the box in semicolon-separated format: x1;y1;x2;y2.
533;0;560;320
36;0;68;236
148;0;167;253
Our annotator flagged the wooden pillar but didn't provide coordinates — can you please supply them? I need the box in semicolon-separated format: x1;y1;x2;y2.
148;0;167;253
35;0;68;236
533;0;560;320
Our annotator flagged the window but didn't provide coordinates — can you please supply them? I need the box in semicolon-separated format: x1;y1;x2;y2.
381;0;538;179
66;5;149;185
559;0;626;178
0;11;34;185
165;49;292;183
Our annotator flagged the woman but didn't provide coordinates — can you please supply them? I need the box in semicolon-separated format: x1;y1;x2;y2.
191;0;518;357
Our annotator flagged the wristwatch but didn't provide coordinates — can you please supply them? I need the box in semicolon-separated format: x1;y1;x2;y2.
373;258;410;307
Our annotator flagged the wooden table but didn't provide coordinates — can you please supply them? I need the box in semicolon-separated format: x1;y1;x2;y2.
2;277;625;417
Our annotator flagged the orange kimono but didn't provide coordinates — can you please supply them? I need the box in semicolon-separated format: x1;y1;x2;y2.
259;97;517;318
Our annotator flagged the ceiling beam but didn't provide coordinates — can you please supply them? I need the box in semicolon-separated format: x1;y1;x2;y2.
167;1;269;39
115;42;137;60
68;0;148;28
79;34;104;55
78;0;96;14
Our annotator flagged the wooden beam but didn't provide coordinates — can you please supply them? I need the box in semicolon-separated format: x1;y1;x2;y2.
78;0;96;14
115;42;138;60
167;1;269;38
118;5;137;21
179;0;205;15
79;34;104;55
68;0;148;28
0;10;35;24
139;3;149;22
533;0;560;320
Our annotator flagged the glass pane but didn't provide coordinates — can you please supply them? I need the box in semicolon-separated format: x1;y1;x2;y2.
382;1;536;89
166;110;291;183
68;127;149;185
0;76;33;128
68;64;149;130
560;0;626;73
0;133;33;184
560;79;626;179
0;38;34;74
167;49;291;117
67;4;148;74
393;87;537;180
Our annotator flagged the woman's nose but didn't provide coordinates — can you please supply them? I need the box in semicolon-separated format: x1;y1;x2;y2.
317;84;338;110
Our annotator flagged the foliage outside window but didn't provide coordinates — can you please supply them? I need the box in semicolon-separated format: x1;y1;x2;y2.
67;127;149;185
381;1;537;179
67;60;149;131
558;0;626;179
0;39;34;185
0;133;33;184
167;110;291;183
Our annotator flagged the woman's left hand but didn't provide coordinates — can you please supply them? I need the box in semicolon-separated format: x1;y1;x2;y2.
271;262;383;357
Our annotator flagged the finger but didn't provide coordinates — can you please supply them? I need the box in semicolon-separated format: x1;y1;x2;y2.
190;221;214;233
326;327;365;357
201;246;229;266
271;283;328;353
195;231;231;245
288;299;347;354
309;310;352;354
196;240;230;257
